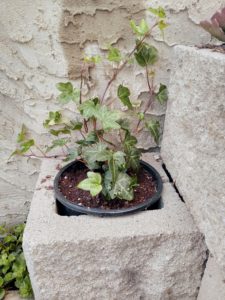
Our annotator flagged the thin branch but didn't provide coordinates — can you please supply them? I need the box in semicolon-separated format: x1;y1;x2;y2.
23;153;66;159
79;63;84;105
100;22;158;104
135;66;154;132
119;130;123;144
79;130;86;139
84;119;88;133
101;136;117;148
35;145;47;157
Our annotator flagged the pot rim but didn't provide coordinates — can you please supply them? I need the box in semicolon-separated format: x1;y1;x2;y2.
54;159;163;216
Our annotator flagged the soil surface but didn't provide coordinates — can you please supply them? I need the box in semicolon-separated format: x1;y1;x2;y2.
58;164;157;210
198;44;225;54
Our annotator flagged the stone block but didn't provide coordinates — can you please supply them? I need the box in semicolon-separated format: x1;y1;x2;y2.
197;256;225;300
23;154;207;300
161;45;225;275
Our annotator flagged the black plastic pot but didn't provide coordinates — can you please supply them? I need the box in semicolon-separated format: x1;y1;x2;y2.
54;160;163;217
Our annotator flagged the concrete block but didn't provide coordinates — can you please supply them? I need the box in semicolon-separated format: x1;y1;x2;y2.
197;256;225;300
161;45;225;275
23;154;207;300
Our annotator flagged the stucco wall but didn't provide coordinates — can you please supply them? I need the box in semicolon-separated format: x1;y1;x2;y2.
0;0;224;224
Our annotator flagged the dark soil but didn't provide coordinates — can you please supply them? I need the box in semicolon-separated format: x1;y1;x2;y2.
197;43;225;54
58;164;157;210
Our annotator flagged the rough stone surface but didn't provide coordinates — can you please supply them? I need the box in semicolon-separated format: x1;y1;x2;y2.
4;291;33;300
23;154;207;300
197;255;225;300
1;0;223;223
161;46;225;275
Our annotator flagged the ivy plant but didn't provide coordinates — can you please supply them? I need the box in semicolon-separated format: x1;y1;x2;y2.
200;7;225;42
0;224;33;299
11;7;168;201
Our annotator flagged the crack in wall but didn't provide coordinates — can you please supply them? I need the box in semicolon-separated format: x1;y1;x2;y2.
162;163;185;202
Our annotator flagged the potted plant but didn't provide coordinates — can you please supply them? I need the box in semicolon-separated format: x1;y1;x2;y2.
200;7;225;52
11;7;168;217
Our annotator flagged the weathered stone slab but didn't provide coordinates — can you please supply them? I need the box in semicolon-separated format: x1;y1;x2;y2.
23;154;207;300
161;45;225;275
197;256;225;300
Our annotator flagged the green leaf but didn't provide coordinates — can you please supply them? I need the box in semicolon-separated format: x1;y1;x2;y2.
0;226;6;235
84;55;101;64
0;254;8;266
2;265;10;275
0;288;5;300
12;254;26;279
20;140;35;154
79;98;99;119
0;277;4;288
56;82;73;93
130;19;149;36
148;6;166;18
145;119;160;144
117;119;130;131
107;46;122;62
76;131;99;147
96;106;121;131
8;253;16;263
11;139;35;157
126;147;140;171
156;84;168;104
77;172;102;196
83;143;110;169
134;42;158;67
110;172;134;201
158;20;168;32
4;272;14;283
138;112;145;121
46;138;70;152
68;121;83;131
13;224;25;236
17;125;27;143
117;85;133;109
123;132;141;171
43;111;62;128
18;275;33;298
56;82;80;104
63;148;79;162
49;120;82;136
49;128;70;136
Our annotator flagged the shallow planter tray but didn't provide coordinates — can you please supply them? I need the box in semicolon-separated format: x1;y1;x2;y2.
23;153;207;300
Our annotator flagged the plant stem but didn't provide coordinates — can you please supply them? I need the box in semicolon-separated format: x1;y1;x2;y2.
101;136;117;148
119;130;123;144
79;130;86;139
135;66;154;132
93;118;97;131
35;145;47;157
79;64;84;105
23;153;66;159
79;63;89;133
84;119;88;133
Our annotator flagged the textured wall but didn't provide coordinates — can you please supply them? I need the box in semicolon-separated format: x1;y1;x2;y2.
0;0;224;224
